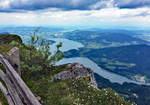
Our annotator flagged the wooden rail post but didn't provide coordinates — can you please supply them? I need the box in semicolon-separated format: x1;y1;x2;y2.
5;47;21;76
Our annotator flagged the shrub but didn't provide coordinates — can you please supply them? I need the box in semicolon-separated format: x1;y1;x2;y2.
10;28;64;72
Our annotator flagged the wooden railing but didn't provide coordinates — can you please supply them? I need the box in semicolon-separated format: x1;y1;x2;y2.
0;53;41;105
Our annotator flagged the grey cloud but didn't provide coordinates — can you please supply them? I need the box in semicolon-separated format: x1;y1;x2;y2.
1;0;150;12
0;0;102;12
114;0;150;8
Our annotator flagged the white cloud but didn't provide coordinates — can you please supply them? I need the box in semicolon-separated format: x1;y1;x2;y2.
0;6;150;28
0;0;11;9
90;0;114;9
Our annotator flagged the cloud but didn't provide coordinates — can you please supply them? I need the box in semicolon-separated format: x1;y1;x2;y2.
1;0;150;12
114;0;150;8
0;6;150;28
0;0;104;12
89;0;114;9
0;0;150;29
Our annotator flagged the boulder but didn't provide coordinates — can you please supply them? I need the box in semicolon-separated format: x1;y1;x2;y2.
52;63;97;88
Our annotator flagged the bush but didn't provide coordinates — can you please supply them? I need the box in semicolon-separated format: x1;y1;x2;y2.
10;28;64;72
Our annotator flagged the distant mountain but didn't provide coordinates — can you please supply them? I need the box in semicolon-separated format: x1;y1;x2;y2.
64;44;150;83
63;30;150;48
0;27;65;33
0;32;9;34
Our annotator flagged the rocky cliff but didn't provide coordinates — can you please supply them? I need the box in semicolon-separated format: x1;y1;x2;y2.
52;63;97;88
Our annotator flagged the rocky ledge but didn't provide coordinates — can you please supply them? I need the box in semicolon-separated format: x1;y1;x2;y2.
52;63;97;88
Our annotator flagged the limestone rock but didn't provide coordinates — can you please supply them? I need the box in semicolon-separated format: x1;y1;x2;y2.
52;63;97;88
132;93;139;98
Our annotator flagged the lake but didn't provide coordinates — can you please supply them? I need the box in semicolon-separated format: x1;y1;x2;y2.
50;38;150;85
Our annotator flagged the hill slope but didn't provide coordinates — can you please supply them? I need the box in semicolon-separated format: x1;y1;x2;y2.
0;34;132;105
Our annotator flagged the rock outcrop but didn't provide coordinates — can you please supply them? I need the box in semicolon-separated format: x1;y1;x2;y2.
52;63;97;88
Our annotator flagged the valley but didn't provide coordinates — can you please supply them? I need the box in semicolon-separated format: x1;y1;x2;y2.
1;27;150;105
62;30;150;83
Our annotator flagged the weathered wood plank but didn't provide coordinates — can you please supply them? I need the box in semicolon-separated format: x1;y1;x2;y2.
0;69;6;83
0;54;41;105
0;82;14;105
5;71;26;104
0;69;23;105
5;47;21;76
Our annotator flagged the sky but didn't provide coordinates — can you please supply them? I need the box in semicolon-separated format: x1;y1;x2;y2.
0;0;150;29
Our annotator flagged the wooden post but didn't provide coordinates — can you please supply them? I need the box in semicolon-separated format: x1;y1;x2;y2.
5;47;21;76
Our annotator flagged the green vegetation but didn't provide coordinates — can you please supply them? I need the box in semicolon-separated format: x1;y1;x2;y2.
0;34;22;44
95;73;150;105
9;29;64;72
0;34;22;55
0;34;132;105
22;65;132;105
100;58;135;69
